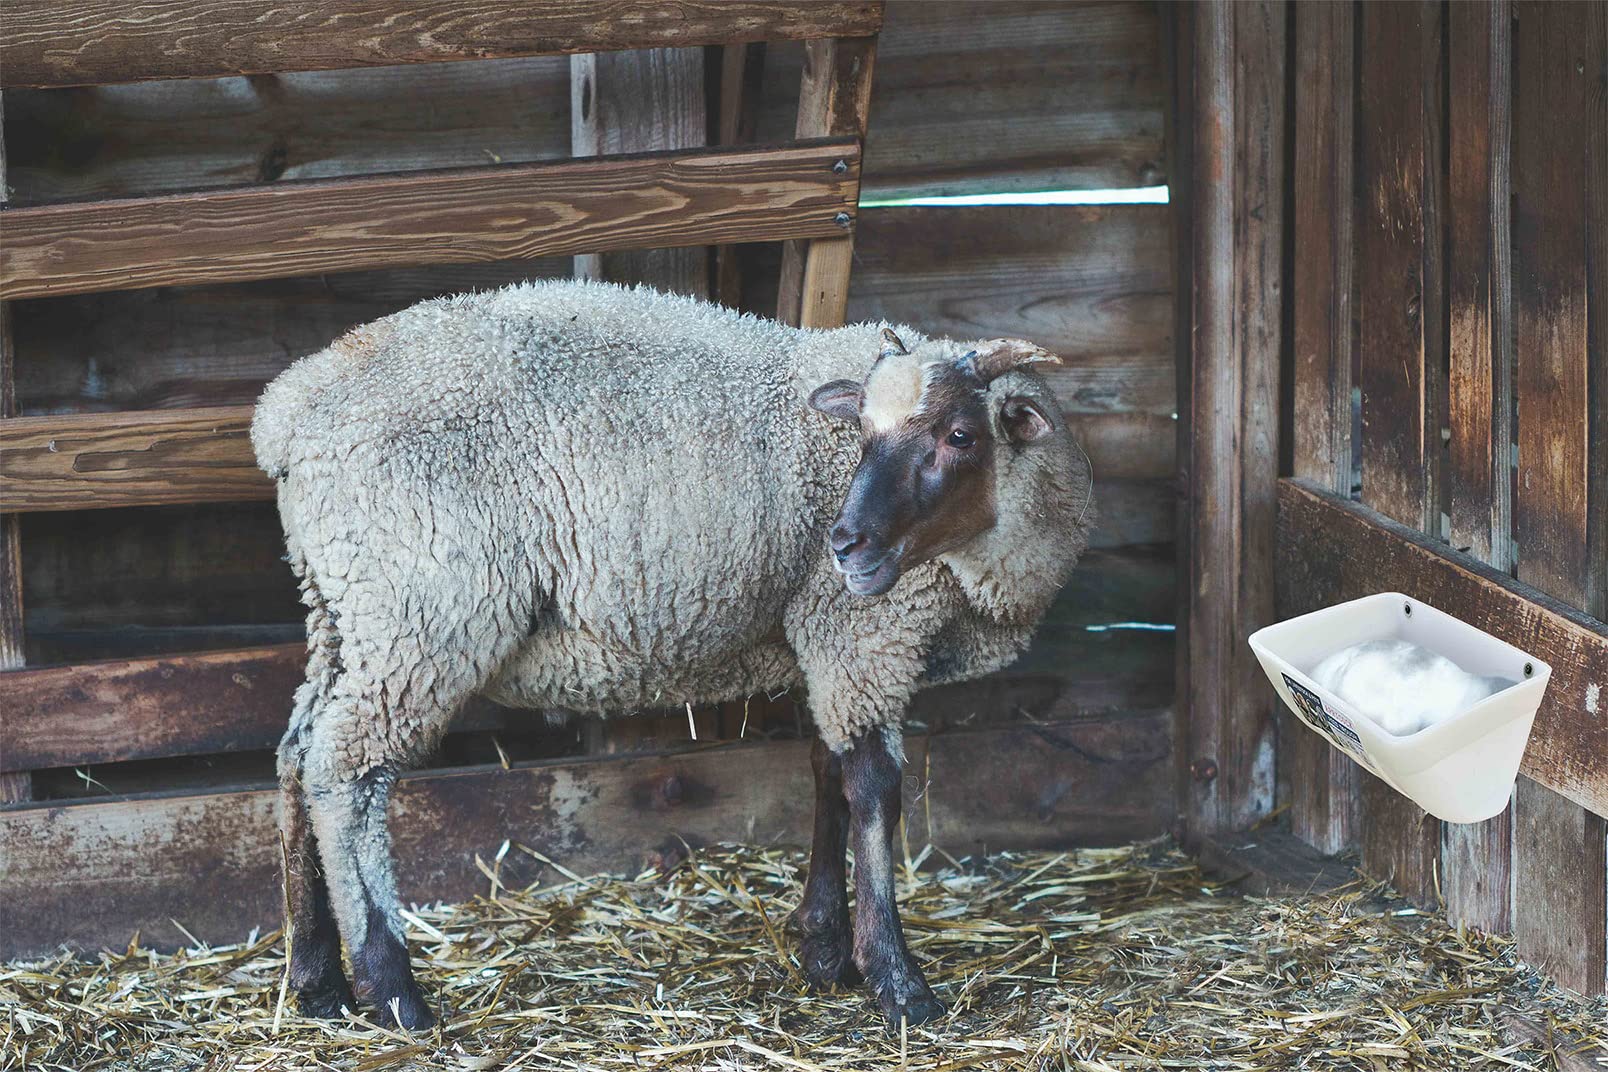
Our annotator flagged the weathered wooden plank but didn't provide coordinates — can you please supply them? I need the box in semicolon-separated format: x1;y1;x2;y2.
3;58;575;205
0;140;860;300
1;406;268;513
1284;0;1358;857
1276;479;1608;822
1443;0;1516;937
1354;0;1444;907
761;1;1165;198
0;91;31;803
0;715;1175;957
1510;0;1608;996
1184;0;1284;838
846;205;1174;415
776;36;876;329
0;1;884;89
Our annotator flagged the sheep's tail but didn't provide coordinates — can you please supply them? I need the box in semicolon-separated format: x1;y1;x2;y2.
250;372;302;480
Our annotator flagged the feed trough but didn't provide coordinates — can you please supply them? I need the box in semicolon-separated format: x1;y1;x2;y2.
1249;593;1550;823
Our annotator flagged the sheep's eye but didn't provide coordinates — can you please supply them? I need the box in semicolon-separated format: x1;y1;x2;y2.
947;429;975;449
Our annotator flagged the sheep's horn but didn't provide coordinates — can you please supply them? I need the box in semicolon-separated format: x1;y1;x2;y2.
961;338;1062;383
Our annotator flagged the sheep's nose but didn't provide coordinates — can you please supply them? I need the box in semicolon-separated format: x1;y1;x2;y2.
830;524;867;562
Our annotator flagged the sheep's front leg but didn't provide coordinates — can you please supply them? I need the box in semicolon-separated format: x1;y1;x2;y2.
843;730;945;1027
791;737;859;989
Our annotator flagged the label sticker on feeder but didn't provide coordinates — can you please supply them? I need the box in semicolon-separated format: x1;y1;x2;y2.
1283;674;1367;759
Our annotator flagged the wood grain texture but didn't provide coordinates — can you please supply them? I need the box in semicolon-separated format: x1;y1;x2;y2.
0;1;885;89
1277;479;1608;822
713;41;769;309
846;205;1174;415
1510;0;1608;996
775;35;875;330
1443;0;1516;937
1;405;268;513
760;1;1166;198
0;715;1174;957
1354;0;1445;907
1285;0;1358;856
1183;0;1284;838
0;140;861;300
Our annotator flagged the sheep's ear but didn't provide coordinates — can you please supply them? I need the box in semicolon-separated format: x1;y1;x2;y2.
810;379;865;422
1000;396;1054;444
968;338;1062;383
879;328;910;359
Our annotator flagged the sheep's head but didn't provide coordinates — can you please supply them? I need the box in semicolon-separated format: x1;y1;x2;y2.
810;329;1089;606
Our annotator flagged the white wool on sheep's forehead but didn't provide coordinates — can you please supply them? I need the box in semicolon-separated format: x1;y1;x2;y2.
862;353;965;433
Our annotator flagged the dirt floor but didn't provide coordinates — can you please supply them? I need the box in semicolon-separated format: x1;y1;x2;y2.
3;838;1605;1071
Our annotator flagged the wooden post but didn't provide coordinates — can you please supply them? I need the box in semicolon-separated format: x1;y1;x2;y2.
1354;0;1445;906
1442;0;1516;936
1183;0;1285;838
0;91;32;803
571;47;709;297
1285;0;1359;856
712;41;767;310
1510;0;1608;996
775;35;876;329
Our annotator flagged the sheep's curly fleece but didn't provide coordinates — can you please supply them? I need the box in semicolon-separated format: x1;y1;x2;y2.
252;280;1090;771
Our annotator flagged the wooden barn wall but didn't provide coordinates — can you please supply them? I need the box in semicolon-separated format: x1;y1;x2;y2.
1277;0;1608;994
2;2;1171;801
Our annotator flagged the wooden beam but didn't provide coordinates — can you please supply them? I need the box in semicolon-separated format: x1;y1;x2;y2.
1443;0;1516;938
0;714;1174;958
1;405;268;513
1354;0;1445;907
1182;0;1284;838
0;90;30;804
0;140;862;300
775;36;876;329
1284;0;1359;857
1510;0;1608;996
1276;479;1608;822
0;1;885;89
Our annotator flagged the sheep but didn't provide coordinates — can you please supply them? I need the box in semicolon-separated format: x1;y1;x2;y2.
253;279;1093;1030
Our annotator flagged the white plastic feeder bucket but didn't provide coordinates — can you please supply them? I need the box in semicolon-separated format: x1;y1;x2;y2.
1248;592;1551;824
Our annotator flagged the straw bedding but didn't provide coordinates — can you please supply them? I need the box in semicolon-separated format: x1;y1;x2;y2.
3;839;1604;1071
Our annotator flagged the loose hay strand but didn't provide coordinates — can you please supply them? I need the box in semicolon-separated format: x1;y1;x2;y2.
3;839;1606;1071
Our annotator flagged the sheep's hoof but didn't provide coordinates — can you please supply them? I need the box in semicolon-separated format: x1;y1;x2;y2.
799;930;862;990
372;991;437;1032
880;989;946;1030
296;979;357;1020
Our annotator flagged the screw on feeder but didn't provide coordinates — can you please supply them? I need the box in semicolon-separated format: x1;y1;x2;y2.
1404;602;1413;617
832;158;849;174
834;211;852;228
1524;662;1534;678
1190;758;1218;783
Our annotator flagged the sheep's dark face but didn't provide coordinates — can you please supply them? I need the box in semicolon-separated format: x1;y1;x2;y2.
810;331;1062;597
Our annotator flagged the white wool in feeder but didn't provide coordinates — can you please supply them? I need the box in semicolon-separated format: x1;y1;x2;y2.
1310;638;1507;737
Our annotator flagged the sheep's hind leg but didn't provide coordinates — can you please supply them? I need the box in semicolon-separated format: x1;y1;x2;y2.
302;707;439;1031
790;737;860;989
278;619;355;1018
843;729;945;1028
